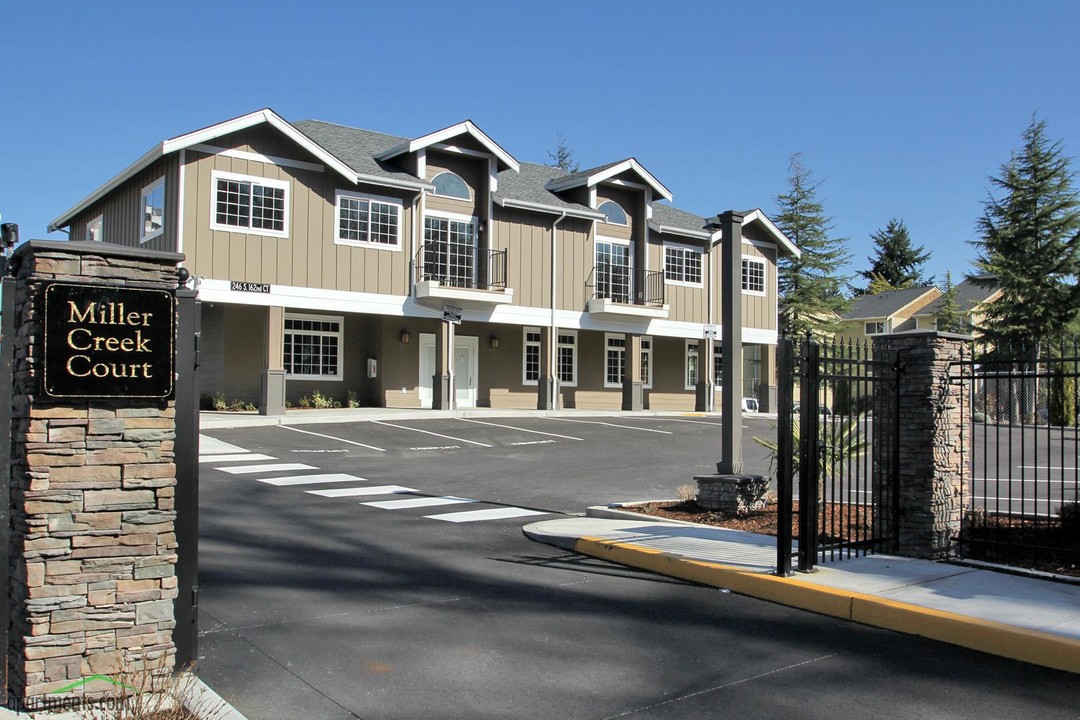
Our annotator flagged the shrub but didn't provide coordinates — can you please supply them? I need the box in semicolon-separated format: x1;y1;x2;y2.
675;484;696;502
347;390;360;409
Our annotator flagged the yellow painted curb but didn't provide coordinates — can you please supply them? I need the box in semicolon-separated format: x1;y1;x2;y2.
576;535;1080;675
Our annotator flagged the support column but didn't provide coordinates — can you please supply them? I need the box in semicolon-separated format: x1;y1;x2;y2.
260;306;286;416
537;327;555;410
718;211;745;475
874;331;968;559
695;337;714;412
432;320;453;410
622;334;644;411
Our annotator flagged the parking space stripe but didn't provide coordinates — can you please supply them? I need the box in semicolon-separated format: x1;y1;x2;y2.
280;425;386;452
199;436;249;455
363;496;474;510
257;473;366;487
372;421;493;447
200;453;275;463
458;418;583;441
217;463;317;475
425;507;551;523
307;485;415;498
548;418;673;435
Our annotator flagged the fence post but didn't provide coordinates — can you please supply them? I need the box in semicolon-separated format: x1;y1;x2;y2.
797;337;820;572
775;337;794;576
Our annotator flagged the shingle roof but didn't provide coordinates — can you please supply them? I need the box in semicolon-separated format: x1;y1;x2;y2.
292;120;424;186
917;277;1001;315
494;162;596;214
650;203;709;236
545;160;626;189
843;286;940;320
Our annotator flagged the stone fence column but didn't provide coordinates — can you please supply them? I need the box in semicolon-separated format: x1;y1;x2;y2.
873;331;969;559
5;241;183;706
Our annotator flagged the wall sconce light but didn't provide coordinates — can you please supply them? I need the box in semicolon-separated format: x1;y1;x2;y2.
478;222;486;234
400;330;411;345
489;335;500;350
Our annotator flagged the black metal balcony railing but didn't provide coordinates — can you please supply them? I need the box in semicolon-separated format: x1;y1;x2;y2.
415;242;507;291
587;264;665;306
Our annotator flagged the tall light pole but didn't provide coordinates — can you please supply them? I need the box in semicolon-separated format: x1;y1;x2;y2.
703;211;744;474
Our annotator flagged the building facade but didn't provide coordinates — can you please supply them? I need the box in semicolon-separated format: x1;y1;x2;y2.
49;109;798;414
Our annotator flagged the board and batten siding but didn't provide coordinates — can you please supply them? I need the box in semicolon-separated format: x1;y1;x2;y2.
492;207;551;309
555;219;593;312
182;127;412;296
70;154;180;252
651;233;708;324
711;238;778;332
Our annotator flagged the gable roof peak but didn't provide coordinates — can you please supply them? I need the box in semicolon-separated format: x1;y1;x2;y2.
374;119;519;173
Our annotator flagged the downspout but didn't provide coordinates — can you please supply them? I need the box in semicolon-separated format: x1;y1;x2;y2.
408;188;423;289
550;211;568;410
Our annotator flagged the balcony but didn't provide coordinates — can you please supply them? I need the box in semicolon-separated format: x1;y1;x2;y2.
586;265;669;319
413;242;513;310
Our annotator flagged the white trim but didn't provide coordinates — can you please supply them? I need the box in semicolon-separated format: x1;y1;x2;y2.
742;237;778;251
432;143;494;160
597;200;629;226
334;189;403;251
210;170;290;239
663;242;704;288
555;328;578;387
177;149;186;257
522;326;541;386
741;209;800;259
283;312;344;381
649;221;711;240
741;255;767;296
86;214;103;242
546;158;673;202
377;120;520;173
139;176;166;244
685;339;699;390
430;171;473;201
494;195;604;220
189;143;324;173
608;179;651;191
603;333;652;389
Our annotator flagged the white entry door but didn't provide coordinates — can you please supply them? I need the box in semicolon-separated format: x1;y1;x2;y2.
418;333;478;409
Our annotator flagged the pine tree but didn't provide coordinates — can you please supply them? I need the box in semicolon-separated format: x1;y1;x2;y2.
969;117;1080;355
546;133;580;174
935;270;966;334
856;218;930;293
865;272;898;295
774;154;852;337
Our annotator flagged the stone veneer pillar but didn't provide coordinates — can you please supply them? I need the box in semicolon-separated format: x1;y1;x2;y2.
5;241;183;703
873;331;969;560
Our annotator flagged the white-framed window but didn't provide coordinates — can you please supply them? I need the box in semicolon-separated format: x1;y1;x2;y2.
742;256;766;295
557;330;577;386
432;171;471;200
523;327;542;385
665;243;703;286
605;334;652;388
423;210;478;287
86;214;103;242
283;313;343;381
522;328;578;386
140;177;165;243
335;190;402;250
687;341;724;388
211;170;289;238
598;200;628;225
865;320;887;335
596;236;633;303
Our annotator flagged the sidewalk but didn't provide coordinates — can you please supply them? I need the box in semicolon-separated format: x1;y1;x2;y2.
524;508;1080;675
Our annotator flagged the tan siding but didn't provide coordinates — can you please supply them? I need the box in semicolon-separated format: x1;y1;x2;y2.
712;239;778;332
425;152;482;217
70;155;179;251
659;234;708;323
557;219;592;311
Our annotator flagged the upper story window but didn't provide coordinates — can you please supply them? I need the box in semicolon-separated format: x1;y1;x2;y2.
86;214;103;242
335;191;402;250
598;200;628;225
141;177;165;243
742;256;766;295
432;171;471;200
211;170;289;238
664;244;703;286
865;321;887;335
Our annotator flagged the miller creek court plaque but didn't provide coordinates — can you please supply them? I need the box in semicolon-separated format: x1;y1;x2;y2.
42;282;175;400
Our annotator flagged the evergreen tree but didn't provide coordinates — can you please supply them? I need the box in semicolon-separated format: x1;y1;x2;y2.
864;272;898;295
774;154;852;337
934;270;967;334
969;117;1080;354
857;218;930;293
546;133;580;174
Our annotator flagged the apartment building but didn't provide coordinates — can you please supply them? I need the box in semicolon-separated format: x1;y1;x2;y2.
49;109;797;414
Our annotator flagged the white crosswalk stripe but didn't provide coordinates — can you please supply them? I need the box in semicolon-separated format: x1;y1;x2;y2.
363;496;473;510
200;453;275;463
425;507;550;523
217;463;317;475
306;485;416;498
257;473;366;487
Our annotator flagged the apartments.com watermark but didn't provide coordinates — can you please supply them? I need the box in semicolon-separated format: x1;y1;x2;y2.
7;675;138;714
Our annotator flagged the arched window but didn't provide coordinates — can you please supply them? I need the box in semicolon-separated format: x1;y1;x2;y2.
598;200;628;225
432;171;471;200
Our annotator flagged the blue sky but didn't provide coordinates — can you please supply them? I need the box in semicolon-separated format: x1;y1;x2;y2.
3;0;1079;288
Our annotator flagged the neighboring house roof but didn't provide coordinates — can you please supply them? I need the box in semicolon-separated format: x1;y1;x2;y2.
916;276;1002;316
842;286;941;321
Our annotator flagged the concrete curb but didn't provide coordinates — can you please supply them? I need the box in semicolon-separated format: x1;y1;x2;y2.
569;533;1080;675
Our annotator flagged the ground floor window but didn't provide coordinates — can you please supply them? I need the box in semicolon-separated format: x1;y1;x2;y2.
284;313;343;380
524;328;578;386
686;341;724;389
605;334;651;388
523;328;541;384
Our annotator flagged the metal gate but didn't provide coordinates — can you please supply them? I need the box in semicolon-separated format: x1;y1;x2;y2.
776;336;901;574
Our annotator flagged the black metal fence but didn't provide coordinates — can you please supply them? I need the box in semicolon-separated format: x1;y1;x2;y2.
950;340;1080;574
587;265;665;307
415;242;508;291
777;336;900;574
